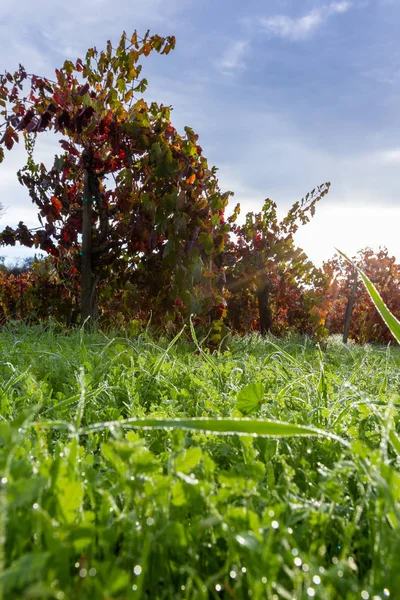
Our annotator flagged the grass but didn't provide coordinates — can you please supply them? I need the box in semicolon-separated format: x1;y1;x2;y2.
0;322;400;599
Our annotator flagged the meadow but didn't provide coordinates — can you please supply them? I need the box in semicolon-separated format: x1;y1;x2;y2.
1;323;399;599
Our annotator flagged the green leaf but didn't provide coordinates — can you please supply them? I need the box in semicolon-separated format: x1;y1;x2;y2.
337;248;400;343
236;382;264;415
56;479;83;524
175;447;203;473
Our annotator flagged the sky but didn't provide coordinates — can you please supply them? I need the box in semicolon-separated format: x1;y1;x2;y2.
0;0;400;266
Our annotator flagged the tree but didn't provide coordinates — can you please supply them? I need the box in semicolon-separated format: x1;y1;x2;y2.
321;247;400;344
0;31;232;325
224;184;330;335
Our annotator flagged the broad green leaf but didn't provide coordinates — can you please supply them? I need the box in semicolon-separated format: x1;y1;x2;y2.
56;479;83;524
175;447;203;473
337;249;400;343
236;382;264;415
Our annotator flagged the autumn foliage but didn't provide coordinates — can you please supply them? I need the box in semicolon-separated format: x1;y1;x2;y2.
1;32;398;344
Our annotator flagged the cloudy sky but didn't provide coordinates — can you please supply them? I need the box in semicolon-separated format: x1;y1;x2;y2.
0;0;399;265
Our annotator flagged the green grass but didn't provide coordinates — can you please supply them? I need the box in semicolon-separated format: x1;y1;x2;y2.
1;323;400;599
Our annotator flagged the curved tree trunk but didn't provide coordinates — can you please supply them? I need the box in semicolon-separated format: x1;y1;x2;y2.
81;150;98;326
257;276;272;336
343;269;358;343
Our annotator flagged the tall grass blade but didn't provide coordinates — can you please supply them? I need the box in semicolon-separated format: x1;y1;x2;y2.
79;416;349;446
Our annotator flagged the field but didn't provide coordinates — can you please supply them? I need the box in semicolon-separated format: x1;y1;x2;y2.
1;324;400;599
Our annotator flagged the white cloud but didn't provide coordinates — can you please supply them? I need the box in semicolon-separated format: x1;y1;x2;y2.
260;2;352;41
295;205;400;266
374;149;400;164
216;40;249;74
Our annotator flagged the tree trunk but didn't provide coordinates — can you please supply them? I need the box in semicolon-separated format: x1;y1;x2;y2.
343;269;358;343
81;151;97;326
257;276;272;336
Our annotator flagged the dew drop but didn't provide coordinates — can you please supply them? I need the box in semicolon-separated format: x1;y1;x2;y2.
242;567;247;573
383;591;390;598
215;584;222;592
132;585;137;591
230;570;236;579
89;568;96;577
1;477;7;484
302;564;309;572
313;575;321;585
294;558;302;567
75;562;80;568
262;576;267;584
307;588;315;597
361;592;370;600
146;517;154;526
79;568;87;578
338;570;343;578
32;503;39;510
271;520;279;530
133;565;142;575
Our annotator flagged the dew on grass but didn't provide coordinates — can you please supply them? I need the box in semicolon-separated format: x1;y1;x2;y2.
294;558;302;567
215;584;222;592
79;568;87;578
332;557;339;564
33;503;39;510
1;477;7;484
75;562;80;568
292;549;299;556
241;567;247;573
181;585;185;591
230;570;236;579
262;577;267;584
89;568;96;576
146;517;154;526
313;576;321;585
271;520;279;529
287;527;293;534
338;570;343;577
307;588;315;597
133;565;142;575
302;564;309;572
132;585;137;591
383;591;390;597
361;592;370;600
268;509;275;517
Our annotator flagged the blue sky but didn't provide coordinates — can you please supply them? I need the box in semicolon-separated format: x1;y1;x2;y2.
1;0;400;265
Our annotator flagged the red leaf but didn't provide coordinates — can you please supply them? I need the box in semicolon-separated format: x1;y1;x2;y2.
51;197;63;213
1;126;19;150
